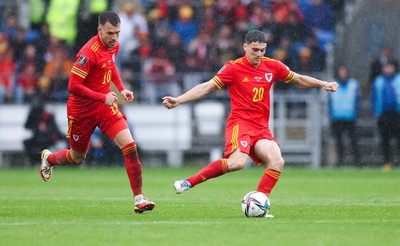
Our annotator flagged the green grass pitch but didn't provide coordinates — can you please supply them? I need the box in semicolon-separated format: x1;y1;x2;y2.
1;166;399;246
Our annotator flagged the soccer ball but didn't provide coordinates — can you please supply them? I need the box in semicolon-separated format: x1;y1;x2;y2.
241;191;270;218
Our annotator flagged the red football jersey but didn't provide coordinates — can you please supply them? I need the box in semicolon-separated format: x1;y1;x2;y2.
212;55;295;130
67;35;124;118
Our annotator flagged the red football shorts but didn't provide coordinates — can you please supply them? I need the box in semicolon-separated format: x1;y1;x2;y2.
66;103;128;153
224;122;278;165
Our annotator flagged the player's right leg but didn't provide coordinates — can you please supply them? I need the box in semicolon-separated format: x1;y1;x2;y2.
39;149;85;182
173;179;192;194
39;117;93;182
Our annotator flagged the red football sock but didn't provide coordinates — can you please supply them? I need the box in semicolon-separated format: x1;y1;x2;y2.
187;159;229;186
47;149;76;165
122;142;142;196
256;168;281;196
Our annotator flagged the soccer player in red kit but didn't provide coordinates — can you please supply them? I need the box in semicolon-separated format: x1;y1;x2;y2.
162;30;339;217
39;11;155;213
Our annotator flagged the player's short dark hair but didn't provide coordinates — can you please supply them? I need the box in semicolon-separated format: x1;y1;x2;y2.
245;30;267;44
98;11;120;26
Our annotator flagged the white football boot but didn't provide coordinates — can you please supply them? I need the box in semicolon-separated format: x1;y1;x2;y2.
134;197;156;213
39;149;53;182
173;179;192;194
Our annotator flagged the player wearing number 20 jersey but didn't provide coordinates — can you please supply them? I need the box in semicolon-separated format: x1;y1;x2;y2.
213;55;295;161
163;30;338;209
213;56;295;130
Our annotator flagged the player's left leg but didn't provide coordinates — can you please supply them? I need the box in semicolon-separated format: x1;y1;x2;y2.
254;139;284;196
107;121;155;213
40;148;85;182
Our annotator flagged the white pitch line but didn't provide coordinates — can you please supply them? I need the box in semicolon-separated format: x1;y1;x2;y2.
0;220;232;226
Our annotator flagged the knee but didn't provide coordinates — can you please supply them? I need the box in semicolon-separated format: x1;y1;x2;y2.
269;157;285;171
71;153;86;165
228;159;247;171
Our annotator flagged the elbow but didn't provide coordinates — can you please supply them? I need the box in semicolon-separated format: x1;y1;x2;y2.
67;83;76;94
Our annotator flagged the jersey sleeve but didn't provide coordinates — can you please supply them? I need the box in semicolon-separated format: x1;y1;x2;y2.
212;63;235;89
275;60;295;83
68;52;106;102
111;63;124;92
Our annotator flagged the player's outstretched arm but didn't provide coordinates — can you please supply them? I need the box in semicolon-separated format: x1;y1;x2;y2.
163;80;217;109
292;74;339;92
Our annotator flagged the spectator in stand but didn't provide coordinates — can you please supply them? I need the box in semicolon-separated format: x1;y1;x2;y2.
303;0;335;51
117;2;149;72
247;3;268;30
369;47;399;90
11;26;28;66
215;0;246;28
75;0;110;53
1;14;18;39
32;22;51;73
40;43;74;101
258;7;280;49
165;31;187;73
0;33;15;104
45;0;80;46
15;44;41;103
200;0;218;36
142;47;179;104
271;0;304;26
277;7;312;49
187;31;213;71
292;35;326;73
370;61;400;171
171;5;197;47
210;24;240;71
181;55;204;93
23;100;64;164
296;47;313;72
272;36;298;72
148;12;169;50
307;35;326;71
29;0;49;31
328;65;361;167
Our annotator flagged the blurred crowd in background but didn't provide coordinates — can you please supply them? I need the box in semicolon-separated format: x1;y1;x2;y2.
2;0;400;168
0;0;343;104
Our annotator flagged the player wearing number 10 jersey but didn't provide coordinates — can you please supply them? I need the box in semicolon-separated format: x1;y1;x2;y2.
163;30;339;217
38;11;155;214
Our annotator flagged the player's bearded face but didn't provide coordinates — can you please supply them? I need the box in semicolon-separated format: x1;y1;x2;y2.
244;42;267;67
99;22;120;49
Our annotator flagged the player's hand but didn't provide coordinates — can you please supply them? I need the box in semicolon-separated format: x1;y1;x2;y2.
162;96;179;109
323;81;339;92
121;89;134;102
105;92;118;106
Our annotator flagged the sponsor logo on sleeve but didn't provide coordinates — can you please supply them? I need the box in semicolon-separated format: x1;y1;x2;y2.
77;55;89;66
